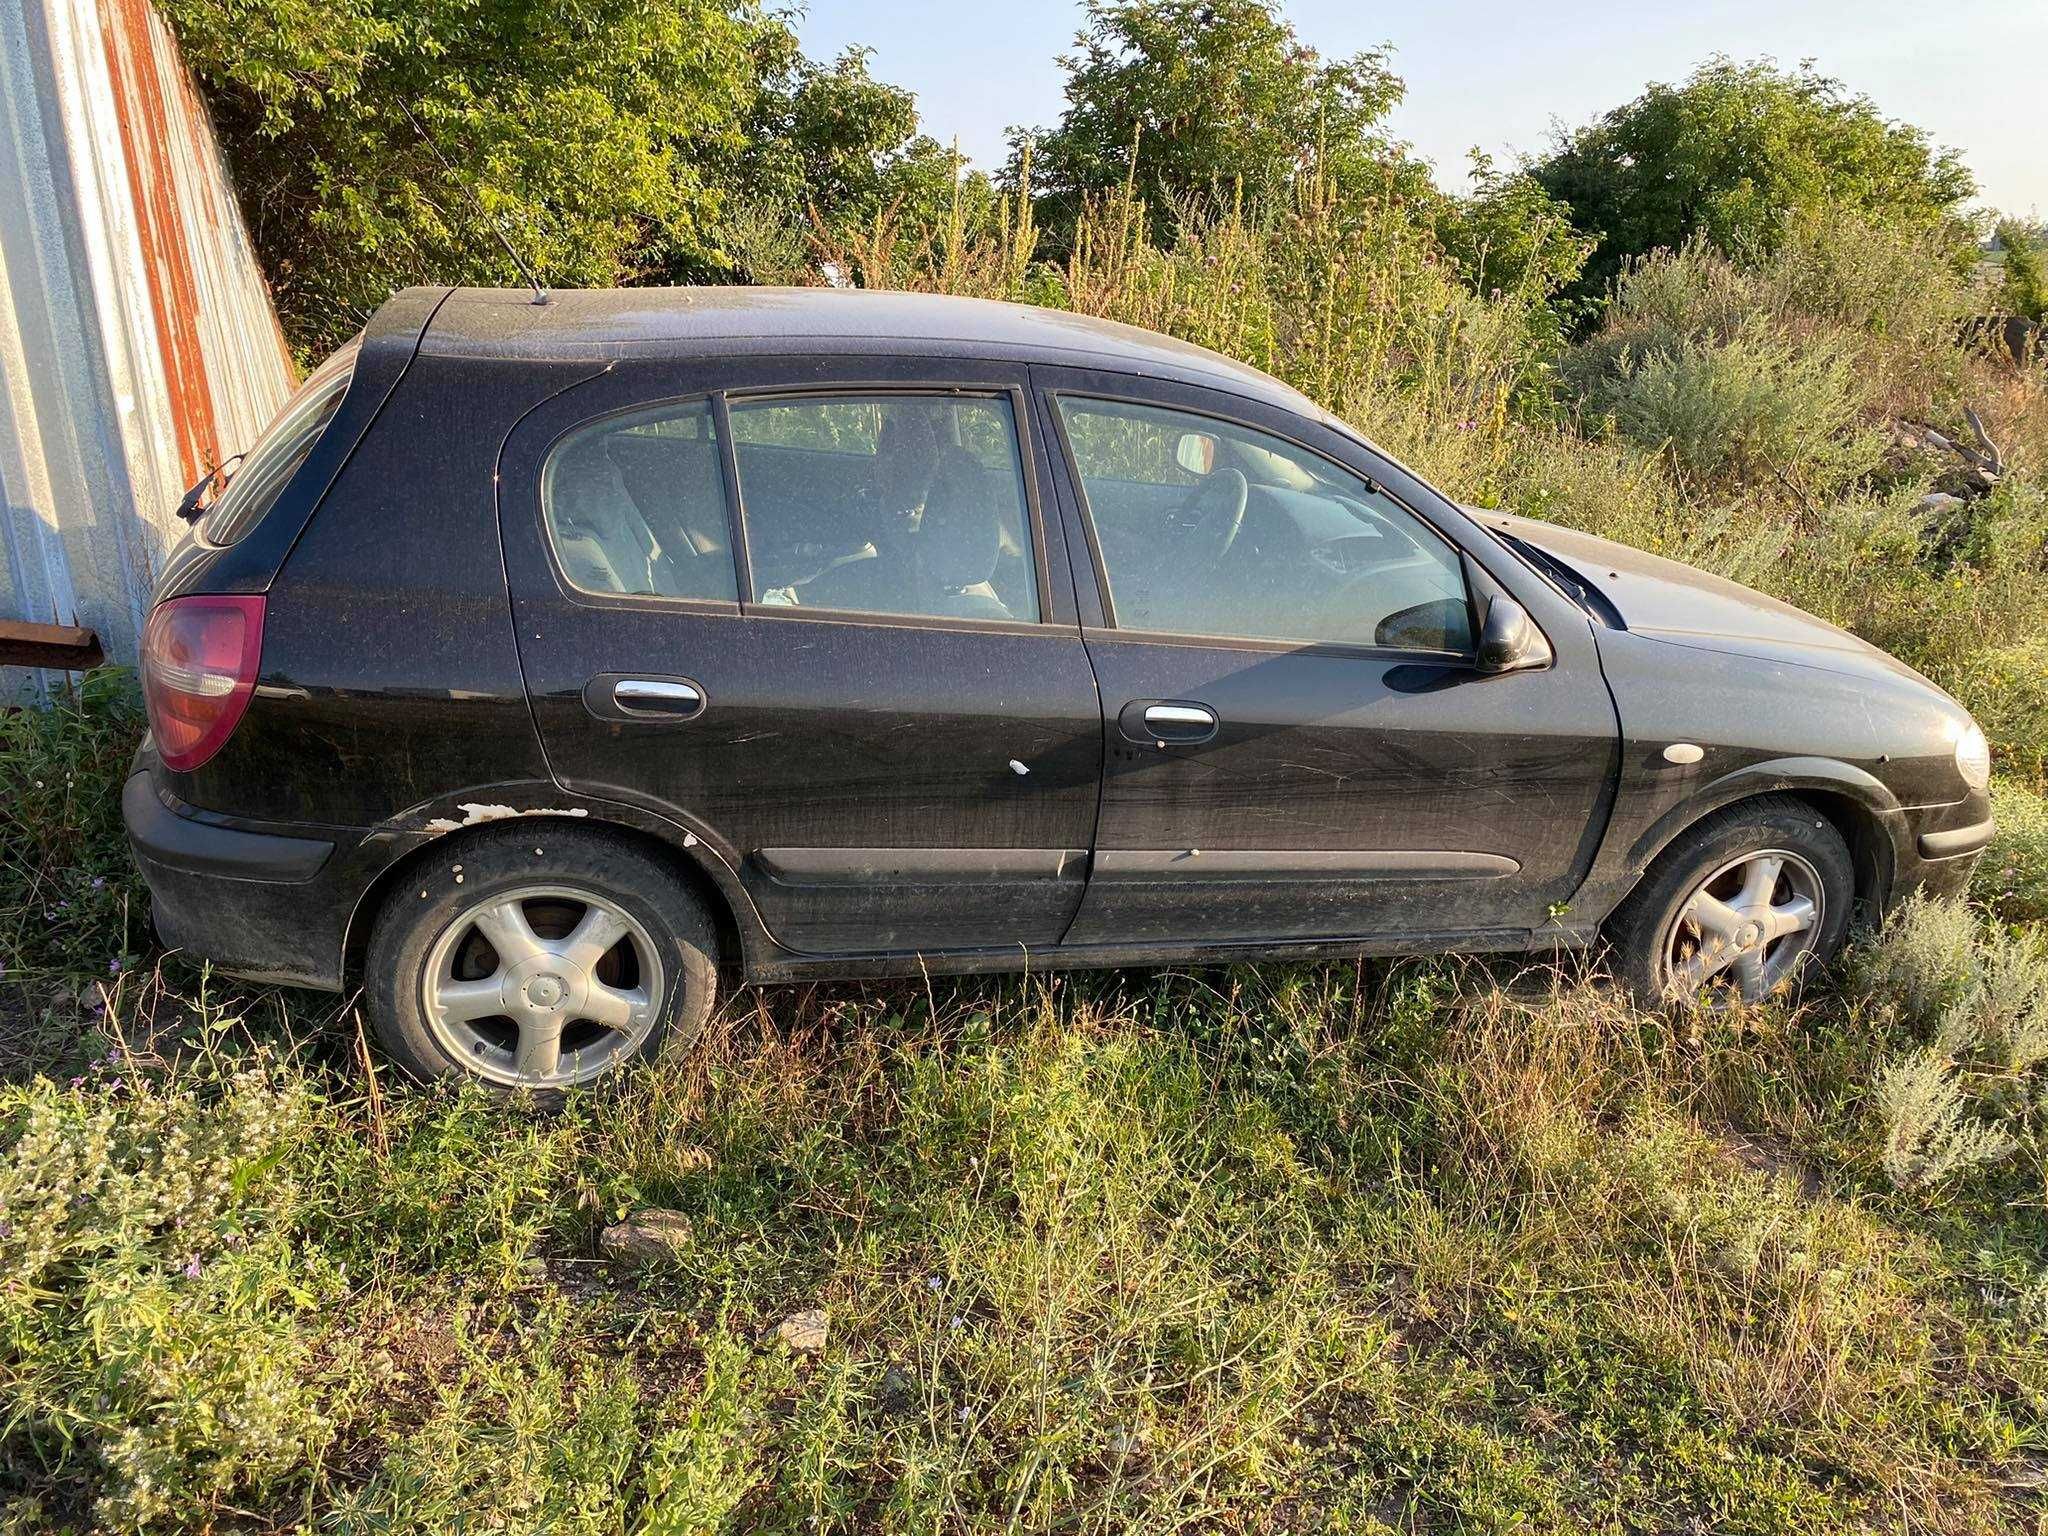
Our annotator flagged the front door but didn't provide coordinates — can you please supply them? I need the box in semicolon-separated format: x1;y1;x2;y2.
1037;374;1619;948
499;357;1101;956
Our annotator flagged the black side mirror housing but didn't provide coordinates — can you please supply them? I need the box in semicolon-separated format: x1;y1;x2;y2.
1476;596;1552;674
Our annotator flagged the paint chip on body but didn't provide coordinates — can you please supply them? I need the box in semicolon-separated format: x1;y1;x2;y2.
424;803;591;835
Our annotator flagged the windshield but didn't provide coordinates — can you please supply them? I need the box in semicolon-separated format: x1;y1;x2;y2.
199;339;360;546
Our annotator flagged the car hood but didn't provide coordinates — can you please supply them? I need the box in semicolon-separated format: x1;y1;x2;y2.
1475;508;1940;691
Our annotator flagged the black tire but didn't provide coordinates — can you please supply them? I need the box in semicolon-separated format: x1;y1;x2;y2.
1606;795;1854;1006
366;824;719;1090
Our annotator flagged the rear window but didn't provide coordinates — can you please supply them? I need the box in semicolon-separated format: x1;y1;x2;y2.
200;340;358;546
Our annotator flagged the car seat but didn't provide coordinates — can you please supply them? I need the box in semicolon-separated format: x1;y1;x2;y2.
546;434;685;597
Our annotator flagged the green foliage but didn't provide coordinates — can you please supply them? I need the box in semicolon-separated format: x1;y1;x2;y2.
158;0;765;353
1858;898;2048;1197
0;672;148;981
0;1054;331;1529
1978;779;2048;925
1017;0;1422;243
1997;218;2048;324
713;41;996;283
1431;151;1592;322
1592;323;1877;493
1532;57;1978;304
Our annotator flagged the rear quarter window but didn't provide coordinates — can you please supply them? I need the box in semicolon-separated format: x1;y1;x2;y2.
540;399;739;603
200;340;359;546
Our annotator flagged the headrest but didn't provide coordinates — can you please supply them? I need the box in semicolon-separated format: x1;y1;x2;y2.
916;451;1001;589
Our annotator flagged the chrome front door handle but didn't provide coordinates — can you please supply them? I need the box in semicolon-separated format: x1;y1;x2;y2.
1144;703;1216;732
611;678;704;718
1127;700;1218;746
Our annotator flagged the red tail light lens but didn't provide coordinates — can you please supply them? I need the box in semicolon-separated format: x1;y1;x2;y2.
141;595;266;772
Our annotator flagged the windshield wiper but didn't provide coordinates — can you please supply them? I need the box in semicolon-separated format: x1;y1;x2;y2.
1498;532;1621;627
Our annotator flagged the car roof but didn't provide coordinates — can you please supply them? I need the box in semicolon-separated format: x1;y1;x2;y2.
406;285;1319;414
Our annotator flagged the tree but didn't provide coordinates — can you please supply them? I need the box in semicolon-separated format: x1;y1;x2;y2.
161;0;768;355
1014;0;1418;242
716;41;997;279
1433;152;1591;317
1997;219;2048;324
1531;57;1977;304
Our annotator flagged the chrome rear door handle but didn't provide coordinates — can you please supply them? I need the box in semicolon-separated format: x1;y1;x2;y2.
612;678;704;718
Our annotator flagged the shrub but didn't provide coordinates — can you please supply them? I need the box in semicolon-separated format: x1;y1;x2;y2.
1592;326;1879;493
0;1056;332;1528
1857;898;2048;1197
1978;779;2048;924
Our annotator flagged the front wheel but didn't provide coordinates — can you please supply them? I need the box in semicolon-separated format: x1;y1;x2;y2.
1607;796;1855;1006
366;826;719;1090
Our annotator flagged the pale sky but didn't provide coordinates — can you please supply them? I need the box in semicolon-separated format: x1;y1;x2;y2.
795;0;2046;219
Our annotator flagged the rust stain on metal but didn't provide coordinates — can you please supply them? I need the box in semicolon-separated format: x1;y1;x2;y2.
98;0;221;483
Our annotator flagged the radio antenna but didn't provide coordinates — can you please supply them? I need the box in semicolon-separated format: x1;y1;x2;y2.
402;104;549;305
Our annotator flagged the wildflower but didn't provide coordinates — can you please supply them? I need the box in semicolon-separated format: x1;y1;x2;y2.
108;958;122;975
69;1076;84;1089
927;1275;943;1291
91;876;105;890
183;1257;202;1280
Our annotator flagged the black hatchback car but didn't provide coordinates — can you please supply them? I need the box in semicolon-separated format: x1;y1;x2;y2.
125;287;1995;1090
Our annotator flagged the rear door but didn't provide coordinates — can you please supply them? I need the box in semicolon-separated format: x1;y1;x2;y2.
1036;368;1619;948
498;355;1101;956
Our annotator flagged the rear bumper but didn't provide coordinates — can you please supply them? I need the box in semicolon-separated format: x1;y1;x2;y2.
123;770;356;989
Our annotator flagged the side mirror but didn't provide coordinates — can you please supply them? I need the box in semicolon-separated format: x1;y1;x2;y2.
1476;596;1551;674
1174;431;1218;475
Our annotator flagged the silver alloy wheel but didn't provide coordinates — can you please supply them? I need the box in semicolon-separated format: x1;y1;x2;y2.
420;883;663;1088
1660;848;1825;1004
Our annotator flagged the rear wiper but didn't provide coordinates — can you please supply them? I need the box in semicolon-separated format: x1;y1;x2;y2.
173;454;243;524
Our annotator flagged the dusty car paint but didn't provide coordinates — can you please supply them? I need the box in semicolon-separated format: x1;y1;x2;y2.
126;287;1993;994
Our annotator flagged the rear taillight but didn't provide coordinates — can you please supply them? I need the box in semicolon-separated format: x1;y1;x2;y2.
141;594;265;772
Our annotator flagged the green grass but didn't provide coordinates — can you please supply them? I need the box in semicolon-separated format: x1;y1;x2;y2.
6;688;2048;1533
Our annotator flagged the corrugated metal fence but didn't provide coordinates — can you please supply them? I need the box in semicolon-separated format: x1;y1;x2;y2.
0;0;293;695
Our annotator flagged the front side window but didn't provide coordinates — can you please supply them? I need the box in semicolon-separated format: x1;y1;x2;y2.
541;400;738;602
1056;398;1473;652
729;394;1039;623
200;340;358;546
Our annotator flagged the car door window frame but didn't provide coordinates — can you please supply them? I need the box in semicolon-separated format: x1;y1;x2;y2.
1046;386;1496;664
536;391;745;610
531;389;746;618
719;381;1059;637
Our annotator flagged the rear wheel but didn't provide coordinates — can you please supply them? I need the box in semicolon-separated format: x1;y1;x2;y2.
1608;796;1854;1006
367;826;718;1090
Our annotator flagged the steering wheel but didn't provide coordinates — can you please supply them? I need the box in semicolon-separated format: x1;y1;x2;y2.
1174;468;1248;568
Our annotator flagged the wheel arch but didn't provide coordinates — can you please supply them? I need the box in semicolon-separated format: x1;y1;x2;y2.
1620;757;1904;922
340;802;764;992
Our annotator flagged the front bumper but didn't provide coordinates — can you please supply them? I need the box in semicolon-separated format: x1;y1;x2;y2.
124;770;356;989
1890;795;1994;905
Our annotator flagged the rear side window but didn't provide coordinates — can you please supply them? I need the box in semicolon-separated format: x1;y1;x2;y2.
201;340;358;546
728;393;1039;623
541;400;738;602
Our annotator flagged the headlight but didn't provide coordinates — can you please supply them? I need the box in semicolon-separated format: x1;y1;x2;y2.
1955;721;1991;791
